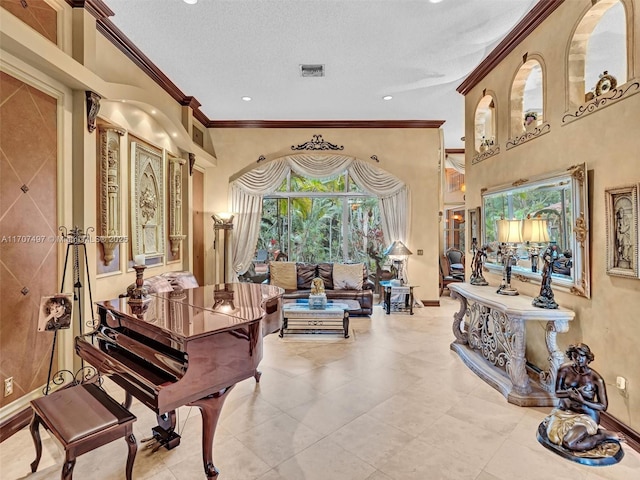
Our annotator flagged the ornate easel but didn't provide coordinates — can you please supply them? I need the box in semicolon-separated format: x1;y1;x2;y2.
43;226;96;394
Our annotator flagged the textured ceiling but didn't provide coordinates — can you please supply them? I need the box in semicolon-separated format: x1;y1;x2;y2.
104;0;539;148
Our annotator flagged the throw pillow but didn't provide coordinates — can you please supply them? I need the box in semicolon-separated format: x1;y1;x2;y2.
317;263;334;290
269;261;297;290
333;263;364;290
296;263;316;289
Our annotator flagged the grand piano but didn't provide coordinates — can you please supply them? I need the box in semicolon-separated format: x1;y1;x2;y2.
75;282;283;479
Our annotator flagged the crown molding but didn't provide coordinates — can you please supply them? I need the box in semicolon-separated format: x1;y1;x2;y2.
207;120;445;129
457;0;564;96
66;0;114;19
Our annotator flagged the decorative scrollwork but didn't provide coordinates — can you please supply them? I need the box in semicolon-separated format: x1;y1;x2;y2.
574;213;587;244
506;122;551;150
291;134;344;151
562;81;640;124
471;145;500;164
43;366;100;395
467;302;515;376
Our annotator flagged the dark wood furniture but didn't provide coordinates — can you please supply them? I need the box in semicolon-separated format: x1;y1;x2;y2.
29;382;137;480
445;248;465;280
440;254;463;296
75;283;282;479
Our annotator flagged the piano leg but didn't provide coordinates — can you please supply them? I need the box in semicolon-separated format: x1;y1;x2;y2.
189;385;235;479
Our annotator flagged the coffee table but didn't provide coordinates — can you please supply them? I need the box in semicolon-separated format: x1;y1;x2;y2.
280;302;350;338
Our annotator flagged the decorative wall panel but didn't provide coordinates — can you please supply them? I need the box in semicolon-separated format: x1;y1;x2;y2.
130;142;165;264
0;72;58;408
168;156;186;260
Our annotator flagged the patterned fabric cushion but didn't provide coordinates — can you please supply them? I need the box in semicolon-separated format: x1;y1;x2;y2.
333;263;364;290
296;263;316;289
161;271;199;289
269;261;297;290
316;263;334;290
143;276;174;293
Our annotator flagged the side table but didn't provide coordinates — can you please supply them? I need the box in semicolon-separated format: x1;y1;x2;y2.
379;281;416;315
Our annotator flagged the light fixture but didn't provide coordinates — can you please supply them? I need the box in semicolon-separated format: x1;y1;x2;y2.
212;213;235;284
183;0;198;5
171;132;177;137
522;215;550;273
429;0;444;3
151;109;156;114
496;219;522;295
241;96;252;102
384;240;413;285
383;95;393;100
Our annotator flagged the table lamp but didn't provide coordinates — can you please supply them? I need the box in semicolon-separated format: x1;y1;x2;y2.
496;219;522;295
383;240;413;285
522;215;550;273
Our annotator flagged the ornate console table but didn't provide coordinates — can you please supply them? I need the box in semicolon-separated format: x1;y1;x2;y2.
448;283;574;407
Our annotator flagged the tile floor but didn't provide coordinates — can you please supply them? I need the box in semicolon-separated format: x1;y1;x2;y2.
1;296;638;479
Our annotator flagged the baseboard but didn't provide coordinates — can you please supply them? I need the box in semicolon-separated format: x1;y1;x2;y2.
421;300;440;307
601;411;640;454
0;406;31;443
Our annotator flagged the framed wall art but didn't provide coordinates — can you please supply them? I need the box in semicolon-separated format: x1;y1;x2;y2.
130;141;165;266
468;206;481;253
605;184;638;278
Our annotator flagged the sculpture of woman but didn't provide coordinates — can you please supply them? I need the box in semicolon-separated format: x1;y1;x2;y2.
470;245;489;286
540;344;624;456
532;244;558;309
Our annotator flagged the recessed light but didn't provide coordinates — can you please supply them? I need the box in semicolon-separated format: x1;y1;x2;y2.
183;0;198;5
172;133;178;137
383;95;393;101
121;99;126;103
429;0;444;4
241;96;252;102
151;109;157;114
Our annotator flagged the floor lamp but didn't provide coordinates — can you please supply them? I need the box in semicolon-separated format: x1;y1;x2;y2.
212;213;234;284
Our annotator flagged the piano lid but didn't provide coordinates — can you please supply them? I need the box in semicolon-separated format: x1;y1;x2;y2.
97;283;281;342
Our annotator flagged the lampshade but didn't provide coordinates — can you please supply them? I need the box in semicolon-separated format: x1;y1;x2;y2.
522;217;550;243
384;240;413;257
497;219;522;244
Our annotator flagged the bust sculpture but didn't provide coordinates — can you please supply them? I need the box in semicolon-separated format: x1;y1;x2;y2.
311;277;325;295
537;343;625;465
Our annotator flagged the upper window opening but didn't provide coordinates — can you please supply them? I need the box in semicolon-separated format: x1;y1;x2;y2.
474;95;496;153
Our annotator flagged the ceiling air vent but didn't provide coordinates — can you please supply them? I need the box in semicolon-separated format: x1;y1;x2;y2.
300;64;324;77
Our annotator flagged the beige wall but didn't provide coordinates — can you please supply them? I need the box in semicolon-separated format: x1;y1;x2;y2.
463;0;640;429
208;128;443;301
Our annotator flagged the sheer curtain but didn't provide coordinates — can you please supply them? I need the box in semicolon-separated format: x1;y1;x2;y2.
229;154;409;279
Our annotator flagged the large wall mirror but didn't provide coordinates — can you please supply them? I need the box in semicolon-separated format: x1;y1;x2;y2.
482;164;590;297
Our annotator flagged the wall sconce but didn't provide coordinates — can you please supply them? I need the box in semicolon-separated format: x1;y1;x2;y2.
212;213;235;284
522;215;550;273
383;240;413;285
496;219;522;295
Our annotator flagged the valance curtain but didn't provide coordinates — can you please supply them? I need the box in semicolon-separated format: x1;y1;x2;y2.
229;154;409;279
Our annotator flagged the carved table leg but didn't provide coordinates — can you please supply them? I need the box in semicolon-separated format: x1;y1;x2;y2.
539;319;569;392
125;432;137;480
508;317;532;395
450;290;468;344
189;385;235;479
62;455;76;480
29;412;42;473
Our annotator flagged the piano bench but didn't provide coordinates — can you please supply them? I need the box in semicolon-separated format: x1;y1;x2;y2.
29;382;137;480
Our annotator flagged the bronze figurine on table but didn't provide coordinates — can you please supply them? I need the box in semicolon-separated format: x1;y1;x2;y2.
537;343;624;465
470;243;489;286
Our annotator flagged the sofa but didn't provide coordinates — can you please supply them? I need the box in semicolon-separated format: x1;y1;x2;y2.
266;262;374;316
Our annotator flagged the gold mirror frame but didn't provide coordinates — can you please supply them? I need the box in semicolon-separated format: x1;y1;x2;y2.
481;164;590;298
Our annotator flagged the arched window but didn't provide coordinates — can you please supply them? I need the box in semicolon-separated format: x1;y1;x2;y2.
568;0;628;108
510;59;544;137
474;94;496;153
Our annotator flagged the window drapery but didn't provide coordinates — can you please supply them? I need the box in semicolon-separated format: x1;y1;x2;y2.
229;154;409;279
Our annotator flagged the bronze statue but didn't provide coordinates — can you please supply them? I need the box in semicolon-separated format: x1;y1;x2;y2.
470;244;489;286
532;244;558;309
537;343;624;465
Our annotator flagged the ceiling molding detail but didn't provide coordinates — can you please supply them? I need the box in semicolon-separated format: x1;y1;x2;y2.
208;120;445;129
66;0;114;19
457;0;564;95
73;5;447;132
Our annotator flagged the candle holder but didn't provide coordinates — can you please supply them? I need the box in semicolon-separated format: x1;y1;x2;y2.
128;264;150;305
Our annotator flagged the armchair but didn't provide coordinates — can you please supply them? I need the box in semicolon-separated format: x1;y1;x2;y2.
445;248;465;280
440;255;463;296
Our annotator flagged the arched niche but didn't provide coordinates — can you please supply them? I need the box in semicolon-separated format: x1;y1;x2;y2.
567;0;629;108
510;58;544;137
474;94;496;153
